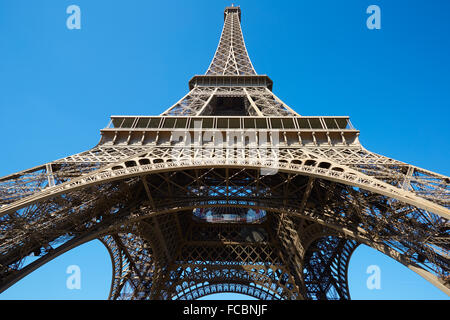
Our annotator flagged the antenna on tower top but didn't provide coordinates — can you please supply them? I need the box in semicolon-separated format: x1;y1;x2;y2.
224;5;241;21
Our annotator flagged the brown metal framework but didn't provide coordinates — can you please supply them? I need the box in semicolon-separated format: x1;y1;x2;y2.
0;6;449;300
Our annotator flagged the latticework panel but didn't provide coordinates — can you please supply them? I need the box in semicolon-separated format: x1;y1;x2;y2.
1;166;448;297
308;147;450;207
206;7;256;76
160;87;298;117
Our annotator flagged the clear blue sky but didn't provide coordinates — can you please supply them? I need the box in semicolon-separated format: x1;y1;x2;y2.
0;0;449;300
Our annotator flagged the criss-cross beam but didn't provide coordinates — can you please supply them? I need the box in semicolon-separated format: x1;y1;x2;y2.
206;6;256;76
160;218;301;300
1;166;448;295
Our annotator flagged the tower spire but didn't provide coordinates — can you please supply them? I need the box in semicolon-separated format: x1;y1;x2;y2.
206;6;256;75
162;6;299;117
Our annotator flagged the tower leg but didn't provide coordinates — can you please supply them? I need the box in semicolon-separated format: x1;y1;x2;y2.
269;212;307;299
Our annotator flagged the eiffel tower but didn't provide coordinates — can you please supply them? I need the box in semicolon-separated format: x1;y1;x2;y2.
0;6;449;300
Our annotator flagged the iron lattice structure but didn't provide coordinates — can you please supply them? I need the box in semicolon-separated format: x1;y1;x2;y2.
0;6;449;300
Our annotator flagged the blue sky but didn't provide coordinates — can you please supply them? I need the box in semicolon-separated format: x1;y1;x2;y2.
0;0;449;300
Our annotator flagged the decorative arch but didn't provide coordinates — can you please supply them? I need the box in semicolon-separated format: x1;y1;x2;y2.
1;158;447;220
0;163;448;297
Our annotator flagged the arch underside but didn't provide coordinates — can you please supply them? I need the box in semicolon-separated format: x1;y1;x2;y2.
99;215;359;300
1;146;448;218
1;163;448;298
